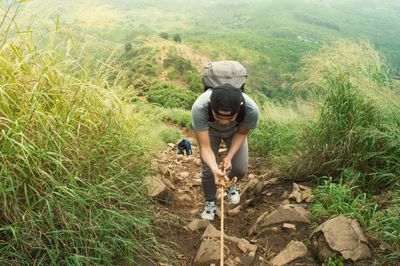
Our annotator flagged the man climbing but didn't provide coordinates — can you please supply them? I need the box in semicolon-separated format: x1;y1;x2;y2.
191;61;259;221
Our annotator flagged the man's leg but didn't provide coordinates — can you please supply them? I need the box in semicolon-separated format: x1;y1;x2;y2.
224;136;248;180
200;133;221;202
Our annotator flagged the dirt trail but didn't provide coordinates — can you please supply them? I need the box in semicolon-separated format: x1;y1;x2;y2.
151;130;318;266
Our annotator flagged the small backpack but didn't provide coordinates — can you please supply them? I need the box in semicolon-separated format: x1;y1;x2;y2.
203;61;247;122
203;61;247;92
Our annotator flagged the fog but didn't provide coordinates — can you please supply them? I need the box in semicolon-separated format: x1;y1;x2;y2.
2;0;400;66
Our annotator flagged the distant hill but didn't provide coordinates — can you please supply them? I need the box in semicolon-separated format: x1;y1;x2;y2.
20;0;400;89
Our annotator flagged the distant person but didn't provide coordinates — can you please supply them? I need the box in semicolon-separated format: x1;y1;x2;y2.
176;139;192;157
191;61;259;221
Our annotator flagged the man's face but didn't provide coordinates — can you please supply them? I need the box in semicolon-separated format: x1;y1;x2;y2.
212;110;238;127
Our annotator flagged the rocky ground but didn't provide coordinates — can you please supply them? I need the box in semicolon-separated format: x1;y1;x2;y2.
147;131;374;266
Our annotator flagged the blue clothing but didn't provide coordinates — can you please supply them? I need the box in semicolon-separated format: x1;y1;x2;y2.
177;139;192;157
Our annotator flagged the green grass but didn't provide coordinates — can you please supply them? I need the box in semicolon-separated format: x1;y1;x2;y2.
311;177;400;258
0;22;172;265
147;82;198;110
311;177;375;225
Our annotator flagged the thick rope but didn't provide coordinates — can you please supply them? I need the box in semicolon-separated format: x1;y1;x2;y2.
220;184;224;266
219;174;237;266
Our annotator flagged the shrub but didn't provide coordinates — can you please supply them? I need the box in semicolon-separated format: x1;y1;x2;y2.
173;34;181;43
300;73;400;189
159;126;182;144
147;83;198;110
159;32;169;40
160;108;192;129
163;51;197;77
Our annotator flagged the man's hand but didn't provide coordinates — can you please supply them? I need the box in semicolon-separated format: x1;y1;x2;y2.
211;167;224;184
222;157;232;173
211;167;229;186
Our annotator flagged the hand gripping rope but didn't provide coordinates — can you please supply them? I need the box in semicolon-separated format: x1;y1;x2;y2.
218;173;237;266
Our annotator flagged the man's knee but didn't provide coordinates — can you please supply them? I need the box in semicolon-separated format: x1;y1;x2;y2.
230;168;247;179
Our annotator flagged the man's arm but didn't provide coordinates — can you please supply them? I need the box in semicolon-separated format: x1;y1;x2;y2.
223;126;250;170
194;130;224;182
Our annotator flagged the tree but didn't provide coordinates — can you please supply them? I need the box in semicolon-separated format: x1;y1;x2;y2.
159;32;169;40
173;34;182;43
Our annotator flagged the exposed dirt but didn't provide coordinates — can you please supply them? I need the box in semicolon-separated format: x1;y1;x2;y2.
150;130;320;266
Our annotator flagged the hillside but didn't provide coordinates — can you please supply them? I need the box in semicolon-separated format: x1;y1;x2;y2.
22;0;400;89
1;1;399;265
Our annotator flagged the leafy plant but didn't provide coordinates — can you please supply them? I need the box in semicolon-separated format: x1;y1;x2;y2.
147;83;198;110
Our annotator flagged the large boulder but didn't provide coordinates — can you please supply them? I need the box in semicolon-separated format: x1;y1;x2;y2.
145;175;169;201
249;204;310;235
194;238;220;264
186;219;210;232
270;240;308;266
310;216;371;262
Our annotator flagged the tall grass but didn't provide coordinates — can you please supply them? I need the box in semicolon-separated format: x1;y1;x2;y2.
0;19;166;265
300;73;400;190
311;176;400;257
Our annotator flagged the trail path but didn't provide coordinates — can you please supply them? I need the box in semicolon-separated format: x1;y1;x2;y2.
151;130;319;266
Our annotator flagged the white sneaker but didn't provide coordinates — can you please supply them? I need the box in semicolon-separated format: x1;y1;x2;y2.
227;186;240;205
201;201;217;221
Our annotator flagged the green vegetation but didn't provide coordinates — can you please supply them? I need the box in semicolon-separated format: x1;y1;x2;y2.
159;32;169;40
147;83;198;110
0;18;176;265
3;0;400;264
325;253;345;266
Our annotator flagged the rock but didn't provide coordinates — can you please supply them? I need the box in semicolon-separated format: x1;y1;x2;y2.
240;178;259;197
234;257;242;264
202;225;257;253
248;173;256;179
159;165;170;176
227;205;241;216
201;224;220;239
145;175;169;200
173;191;191;203
310;216;371;262
282;199;290;205
289;190;302;203
282;223;296;231
186;219;211;232
270;240;308;266
160;176;175;190
194;238;220;264
268;226;280;234
194;158;202;167
266;192;273;196
192;178;202;186
168;143;175;148
238;240;248;253
225;256;242;266
249;204;310;235
248;251;256;261
289;183;313;203
190;209;199;215
305;194;314;203
281;190;289;199
180;171;189;179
